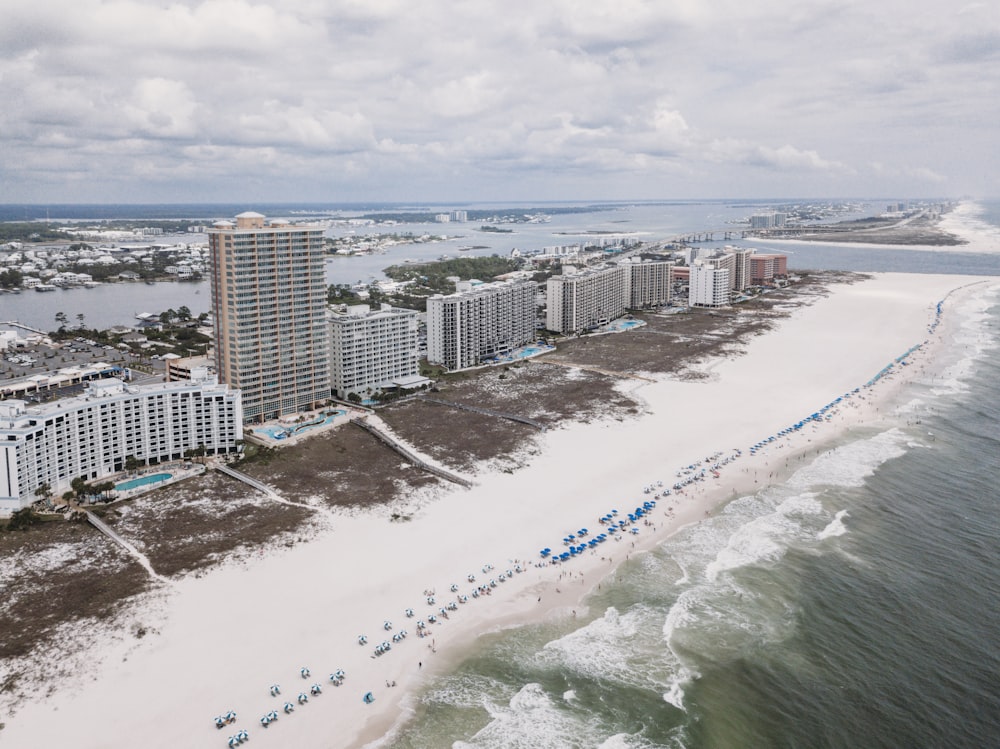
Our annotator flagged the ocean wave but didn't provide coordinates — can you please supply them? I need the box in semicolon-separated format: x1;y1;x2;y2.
705;493;824;582
785;428;908;489
817;509;849;539
455;683;602;749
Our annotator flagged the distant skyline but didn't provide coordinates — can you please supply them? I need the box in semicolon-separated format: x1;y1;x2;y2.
3;0;998;204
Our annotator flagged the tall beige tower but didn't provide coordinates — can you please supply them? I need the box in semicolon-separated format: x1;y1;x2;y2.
208;212;330;424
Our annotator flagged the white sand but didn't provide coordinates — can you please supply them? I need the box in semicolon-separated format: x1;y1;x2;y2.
762;199;1000;255
3;272;998;749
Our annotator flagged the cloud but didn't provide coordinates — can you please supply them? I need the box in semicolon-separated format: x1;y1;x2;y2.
705;139;850;173
0;0;996;201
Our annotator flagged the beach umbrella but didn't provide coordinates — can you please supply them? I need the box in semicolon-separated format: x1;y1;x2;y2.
283;702;294;713
363;692;375;704
298;693;308;704
405;608;414;617
300;667;310;679
384;620;393;630
269;684;281;697
214;717;225;729
358;634;368;645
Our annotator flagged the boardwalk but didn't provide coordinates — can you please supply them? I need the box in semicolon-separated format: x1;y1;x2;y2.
421;396;547;431
353;417;474;488
213;463;334;517
83;509;171;584
535;359;657;383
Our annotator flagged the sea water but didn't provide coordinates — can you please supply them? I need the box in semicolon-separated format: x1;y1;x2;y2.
380;223;1000;746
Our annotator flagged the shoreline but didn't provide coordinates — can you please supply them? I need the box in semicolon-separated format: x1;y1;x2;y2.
762;199;1000;255
4;273;997;749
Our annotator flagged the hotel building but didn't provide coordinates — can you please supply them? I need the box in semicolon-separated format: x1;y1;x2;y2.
0;374;242;514
546;264;628;334
750;253;789;285
426;279;537;371
689;259;732;308
329;304;420;399
624;258;674;309
209;212;330;423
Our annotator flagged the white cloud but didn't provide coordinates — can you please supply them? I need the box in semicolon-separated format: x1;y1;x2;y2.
0;0;996;201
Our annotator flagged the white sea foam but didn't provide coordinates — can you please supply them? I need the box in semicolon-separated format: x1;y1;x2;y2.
455;683;599;749
704;493;823;582
536;607;651;685
817;509;849;540
785;428;908;489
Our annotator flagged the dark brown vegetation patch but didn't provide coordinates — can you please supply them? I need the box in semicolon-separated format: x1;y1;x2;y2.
0;519;149;661
97;472;316;578
237;428;443;506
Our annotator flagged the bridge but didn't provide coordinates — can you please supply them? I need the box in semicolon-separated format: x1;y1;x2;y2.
0;320;48;335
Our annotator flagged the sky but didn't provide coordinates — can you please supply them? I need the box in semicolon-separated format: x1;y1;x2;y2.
1;0;998;204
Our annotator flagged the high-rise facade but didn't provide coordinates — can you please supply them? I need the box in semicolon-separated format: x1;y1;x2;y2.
426;279;537;371
546;264;628;334
0;374;242;513
689;260;731;308
209;212;330;423
624;259;674;309
329;304;420;398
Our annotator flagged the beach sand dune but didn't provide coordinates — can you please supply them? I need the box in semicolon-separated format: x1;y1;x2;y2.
2;272;995;749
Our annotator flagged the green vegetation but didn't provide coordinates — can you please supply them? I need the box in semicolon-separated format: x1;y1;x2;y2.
477;225;512;233
0;223;66;243
0;269;23;288
327;284;369;305
374;255;522;312
384;255;519;287
3;508;43;531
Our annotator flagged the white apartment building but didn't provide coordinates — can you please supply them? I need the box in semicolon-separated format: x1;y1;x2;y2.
426;279;537;371
0;374;242;514
624;258;674;309
546;264;628;334
329;304;420;398
689;260;731;308
209;212;330;424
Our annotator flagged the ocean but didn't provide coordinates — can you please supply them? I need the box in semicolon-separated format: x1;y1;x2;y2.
377;216;1000;748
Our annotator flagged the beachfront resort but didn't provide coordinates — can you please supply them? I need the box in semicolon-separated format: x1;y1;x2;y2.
1;219;789;515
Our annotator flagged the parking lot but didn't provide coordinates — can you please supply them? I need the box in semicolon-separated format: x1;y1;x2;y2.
2;333;166;400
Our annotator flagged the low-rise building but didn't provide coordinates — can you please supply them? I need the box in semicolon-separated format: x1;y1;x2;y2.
0;374;242;514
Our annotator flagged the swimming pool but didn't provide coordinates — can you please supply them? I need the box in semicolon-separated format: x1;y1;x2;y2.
116;472;172;491
253;410;347;440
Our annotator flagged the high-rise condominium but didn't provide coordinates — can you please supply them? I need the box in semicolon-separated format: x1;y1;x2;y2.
208;212;330;424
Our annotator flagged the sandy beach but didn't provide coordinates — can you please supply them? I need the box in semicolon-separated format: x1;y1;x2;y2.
2;271;997;749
